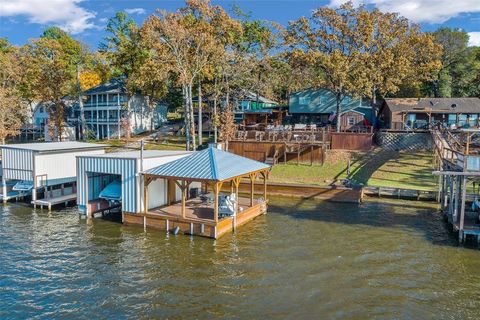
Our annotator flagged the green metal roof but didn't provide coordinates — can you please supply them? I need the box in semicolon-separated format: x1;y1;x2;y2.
145;147;270;181
289;88;370;114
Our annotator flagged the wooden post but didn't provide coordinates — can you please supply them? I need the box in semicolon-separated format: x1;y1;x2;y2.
262;171;267;200
437;175;442;203
297;144;300;165
181;181;186;219
249;173;256;206
453;176;458;222
213;182;219;223
443;175;449;210
448;175;454;219
466;132;471;157
234;178;240;210
459;176;467;242
143;175;153;214
310;145;313;166
143;183;148;214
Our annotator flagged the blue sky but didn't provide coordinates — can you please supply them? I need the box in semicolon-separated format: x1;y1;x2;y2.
1;0;480;48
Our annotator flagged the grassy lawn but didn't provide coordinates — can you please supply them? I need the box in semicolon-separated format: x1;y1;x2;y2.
351;151;437;191
270;151;438;191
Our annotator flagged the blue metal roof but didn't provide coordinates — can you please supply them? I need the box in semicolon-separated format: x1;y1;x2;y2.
145;147;270;181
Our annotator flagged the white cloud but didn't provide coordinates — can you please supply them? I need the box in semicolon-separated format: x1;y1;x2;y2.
468;32;480;46
0;0;96;34
329;0;480;23
125;8;146;15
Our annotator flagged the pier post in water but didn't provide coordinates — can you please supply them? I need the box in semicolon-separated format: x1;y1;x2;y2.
459;176;467;242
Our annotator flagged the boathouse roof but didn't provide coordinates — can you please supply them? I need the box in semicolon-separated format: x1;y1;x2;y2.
77;150;191;159
1;142;105;153
144;147;270;181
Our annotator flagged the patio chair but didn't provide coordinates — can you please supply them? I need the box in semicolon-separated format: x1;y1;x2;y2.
255;131;265;141
294;124;304;131
218;193;236;217
310;124;317;131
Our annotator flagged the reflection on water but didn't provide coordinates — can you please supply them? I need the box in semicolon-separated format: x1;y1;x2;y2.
0;197;479;319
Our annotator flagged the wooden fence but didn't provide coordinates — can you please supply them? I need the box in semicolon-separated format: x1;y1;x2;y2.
228;141;324;164
330;132;373;151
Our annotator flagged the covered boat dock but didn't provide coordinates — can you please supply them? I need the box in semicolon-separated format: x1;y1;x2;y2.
76;150;192;217
123;147;271;239
1;142;105;209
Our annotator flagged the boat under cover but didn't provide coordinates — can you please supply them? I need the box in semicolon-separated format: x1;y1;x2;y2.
99;180;121;201
12;181;33;192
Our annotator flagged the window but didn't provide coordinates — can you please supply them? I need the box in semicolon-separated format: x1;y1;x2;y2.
347;117;355;126
299;96;311;105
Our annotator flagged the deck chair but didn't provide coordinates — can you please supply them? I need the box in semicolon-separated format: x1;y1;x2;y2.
218;193;236;217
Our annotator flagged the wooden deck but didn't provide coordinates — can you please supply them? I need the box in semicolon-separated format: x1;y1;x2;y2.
123;196;267;239
32;193;77;210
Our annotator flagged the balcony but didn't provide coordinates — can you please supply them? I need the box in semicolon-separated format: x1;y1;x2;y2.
83;102;123;108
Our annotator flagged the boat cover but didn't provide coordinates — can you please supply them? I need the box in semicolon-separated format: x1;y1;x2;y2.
12;181;33;191
99;180;122;201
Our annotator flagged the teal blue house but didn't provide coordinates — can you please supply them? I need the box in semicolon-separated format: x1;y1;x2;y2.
288;88;372;126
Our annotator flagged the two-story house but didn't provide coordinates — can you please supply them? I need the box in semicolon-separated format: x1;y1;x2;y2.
68;79;168;140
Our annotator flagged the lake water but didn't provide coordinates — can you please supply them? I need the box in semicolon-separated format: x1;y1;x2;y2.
1;197;479;319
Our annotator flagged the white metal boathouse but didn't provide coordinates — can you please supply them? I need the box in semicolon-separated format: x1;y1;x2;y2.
1;142;106;207
76;150;192;217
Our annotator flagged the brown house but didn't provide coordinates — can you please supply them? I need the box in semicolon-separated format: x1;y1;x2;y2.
378;98;480;130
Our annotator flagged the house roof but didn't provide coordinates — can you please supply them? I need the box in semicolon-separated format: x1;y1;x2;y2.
145;147;270;181
83;78;126;95
289;88;370;114
1;142;106;153
192;90;278;106
384;98;480;113
339;109;365;116
242;91;278;105
78;150;192;159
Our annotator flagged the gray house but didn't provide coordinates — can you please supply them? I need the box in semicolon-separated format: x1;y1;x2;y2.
288;88;372;126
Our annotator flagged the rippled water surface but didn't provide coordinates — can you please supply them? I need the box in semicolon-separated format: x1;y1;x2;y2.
1;197;480;319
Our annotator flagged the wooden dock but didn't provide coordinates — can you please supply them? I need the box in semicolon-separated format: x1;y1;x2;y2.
32;193;77;210
123;196;267;239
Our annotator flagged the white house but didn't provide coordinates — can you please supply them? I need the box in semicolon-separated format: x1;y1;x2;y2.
68;79;168;140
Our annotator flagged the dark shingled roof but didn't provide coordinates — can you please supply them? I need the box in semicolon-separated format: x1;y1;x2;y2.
83;78;126;95
384;98;480;113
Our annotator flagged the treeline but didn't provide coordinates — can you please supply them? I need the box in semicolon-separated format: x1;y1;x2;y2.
1;0;479;147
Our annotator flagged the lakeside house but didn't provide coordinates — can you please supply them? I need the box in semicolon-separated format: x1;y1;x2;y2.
21;79;168;142
232;91;281;124
288;88;372;129
68;79;168;140
1;142;105;208
190;90;282;130
378;97;480;130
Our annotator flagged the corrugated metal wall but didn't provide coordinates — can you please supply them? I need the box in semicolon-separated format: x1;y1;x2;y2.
2;148;34;181
77;157;139;213
35;149;104;185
